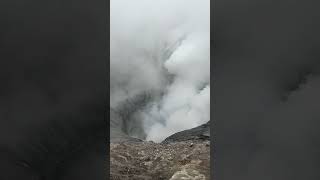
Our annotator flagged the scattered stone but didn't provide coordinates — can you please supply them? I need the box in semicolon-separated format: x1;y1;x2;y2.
110;110;211;180
110;141;210;180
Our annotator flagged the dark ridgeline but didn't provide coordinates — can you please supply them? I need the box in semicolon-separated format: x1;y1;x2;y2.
0;0;107;179
162;121;210;144
215;0;320;179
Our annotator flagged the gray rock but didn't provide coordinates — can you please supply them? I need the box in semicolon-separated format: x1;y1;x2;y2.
162;121;210;144
110;141;210;180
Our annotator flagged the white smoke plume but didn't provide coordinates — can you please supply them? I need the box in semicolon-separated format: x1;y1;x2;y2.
111;0;210;142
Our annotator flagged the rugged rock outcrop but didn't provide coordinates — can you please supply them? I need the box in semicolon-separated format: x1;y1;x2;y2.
162;122;210;144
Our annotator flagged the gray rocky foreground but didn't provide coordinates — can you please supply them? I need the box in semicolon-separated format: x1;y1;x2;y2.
110;140;210;180
110;119;211;180
110;100;211;179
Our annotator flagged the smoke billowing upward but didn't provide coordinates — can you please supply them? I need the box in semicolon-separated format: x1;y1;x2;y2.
111;0;210;142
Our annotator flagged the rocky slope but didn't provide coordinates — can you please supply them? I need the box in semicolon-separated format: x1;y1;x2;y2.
110;140;210;180
110;118;211;180
163;122;210;144
110;99;211;179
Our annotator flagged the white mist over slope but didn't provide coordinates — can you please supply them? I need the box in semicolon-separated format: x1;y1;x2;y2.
111;0;210;142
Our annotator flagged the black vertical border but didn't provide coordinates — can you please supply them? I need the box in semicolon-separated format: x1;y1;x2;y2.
105;0;110;178
211;0;216;179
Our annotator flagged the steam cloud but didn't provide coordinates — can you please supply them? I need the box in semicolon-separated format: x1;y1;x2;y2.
111;0;210;142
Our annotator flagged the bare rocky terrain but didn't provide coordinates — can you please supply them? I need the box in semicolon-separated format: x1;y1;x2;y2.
110;102;211;180
110;140;210;180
